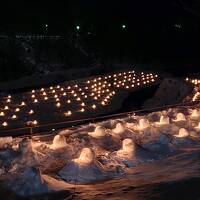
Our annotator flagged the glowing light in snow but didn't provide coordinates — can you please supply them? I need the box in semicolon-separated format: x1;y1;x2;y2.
4;106;9;110
15;108;20;112
156;116;169;125
33;120;38;125
52;135;66;149
64;111;72;116
175;128;189;138
92;104;96;109
74;148;94;165
117;138;135;159
21;102;26;106
0;112;5;116
29;110;34;115
174;113;186;122
0;70;159;129
195;122;200;130
88;126;106;138
2;122;8;127
112;123;125;134
11;114;17;119
139;119;149;130
80;108;85;112
56;102;61;107
191;109;200;118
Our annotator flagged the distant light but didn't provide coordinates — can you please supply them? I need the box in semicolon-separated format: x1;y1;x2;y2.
174;24;182;29
33;120;38;125
11;114;17;119
45;24;48;28
76;25;80;30
29;110;34;115
0;112;5;116
2;122;8;127
122;24;126;29
15;108;20;112
92;104;96;109
64;110;72;116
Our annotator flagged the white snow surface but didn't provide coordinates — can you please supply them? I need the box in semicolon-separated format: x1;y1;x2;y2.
1;105;200;196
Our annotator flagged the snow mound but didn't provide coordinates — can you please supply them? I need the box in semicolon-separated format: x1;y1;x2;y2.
174;113;186;122
191;109;200;119
175;128;189;138
143;134;175;155
112;123;126;135
116;139;155;167
156;116;169;126
59;148;107;183
88;126;107;138
139;118;149;130
6;167;48;197
51;135;67;149
0;137;13;148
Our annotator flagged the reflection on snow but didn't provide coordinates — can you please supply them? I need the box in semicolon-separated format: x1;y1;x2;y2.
0;106;200;196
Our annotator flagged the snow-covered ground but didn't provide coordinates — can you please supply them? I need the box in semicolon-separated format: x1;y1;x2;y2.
1;103;200;198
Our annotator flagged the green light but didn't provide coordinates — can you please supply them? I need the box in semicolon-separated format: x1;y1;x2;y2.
76;25;80;30
122;24;126;29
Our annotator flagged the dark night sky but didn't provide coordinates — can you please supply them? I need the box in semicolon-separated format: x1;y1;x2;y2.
0;1;179;32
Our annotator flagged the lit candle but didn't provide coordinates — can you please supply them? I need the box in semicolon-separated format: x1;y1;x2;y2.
15;108;20;112
2;122;8;127
21;101;26;106
0;112;5;116
92;104;96;109
64;110;72;116
56;102;61;107
11;114;17;119
80;108;85;112
29;110;34;115
33;120;38;125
